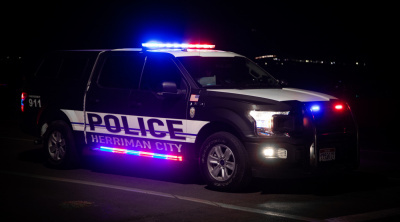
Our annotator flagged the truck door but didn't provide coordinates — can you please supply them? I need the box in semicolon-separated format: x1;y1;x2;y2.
84;51;193;159
129;53;189;156
85;51;144;114
84;50;145;148
134;53;188;119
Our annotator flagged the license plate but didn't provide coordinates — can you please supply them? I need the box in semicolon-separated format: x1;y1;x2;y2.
319;148;335;162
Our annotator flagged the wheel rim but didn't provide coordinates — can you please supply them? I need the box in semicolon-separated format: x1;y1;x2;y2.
207;144;236;181
48;130;66;161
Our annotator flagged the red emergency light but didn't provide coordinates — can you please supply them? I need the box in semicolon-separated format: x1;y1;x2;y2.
334;104;344;110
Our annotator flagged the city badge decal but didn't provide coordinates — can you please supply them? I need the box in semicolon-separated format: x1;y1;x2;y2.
190;107;195;118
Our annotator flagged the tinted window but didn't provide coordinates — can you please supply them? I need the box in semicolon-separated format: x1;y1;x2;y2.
35;56;62;78
178;56;280;89
98;53;144;89
140;55;183;91
59;57;89;80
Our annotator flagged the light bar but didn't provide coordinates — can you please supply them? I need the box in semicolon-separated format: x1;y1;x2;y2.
93;146;183;161
142;42;215;49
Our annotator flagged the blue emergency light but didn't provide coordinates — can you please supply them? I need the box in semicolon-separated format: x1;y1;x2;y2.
310;103;345;113
310;105;321;112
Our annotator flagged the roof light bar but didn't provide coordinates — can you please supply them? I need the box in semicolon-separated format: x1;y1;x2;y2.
142;42;215;49
93;146;183;161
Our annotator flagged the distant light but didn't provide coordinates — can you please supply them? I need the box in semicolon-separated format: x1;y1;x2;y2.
255;55;277;60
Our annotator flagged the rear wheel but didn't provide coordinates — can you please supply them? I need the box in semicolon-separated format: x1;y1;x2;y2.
200;132;251;192
44;120;79;169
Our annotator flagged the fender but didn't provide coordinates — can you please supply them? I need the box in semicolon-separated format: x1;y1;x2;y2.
38;107;71;131
194;106;256;150
196;90;293;141
208;107;255;139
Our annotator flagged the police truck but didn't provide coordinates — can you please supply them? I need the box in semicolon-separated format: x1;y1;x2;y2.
20;43;359;191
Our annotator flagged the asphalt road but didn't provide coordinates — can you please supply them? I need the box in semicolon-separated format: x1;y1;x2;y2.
1;117;400;222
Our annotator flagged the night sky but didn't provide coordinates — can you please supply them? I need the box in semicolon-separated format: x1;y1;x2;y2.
2;1;390;62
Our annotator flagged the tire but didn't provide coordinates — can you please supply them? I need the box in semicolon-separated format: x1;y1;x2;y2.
43;120;80;169
199;132;251;192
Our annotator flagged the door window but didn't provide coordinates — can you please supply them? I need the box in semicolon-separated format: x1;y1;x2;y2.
98;53;144;89
140;55;184;92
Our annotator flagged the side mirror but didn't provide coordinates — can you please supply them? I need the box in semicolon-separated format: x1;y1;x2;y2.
156;81;185;99
161;81;178;93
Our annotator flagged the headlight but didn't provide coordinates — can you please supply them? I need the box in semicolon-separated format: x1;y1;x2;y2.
249;110;290;136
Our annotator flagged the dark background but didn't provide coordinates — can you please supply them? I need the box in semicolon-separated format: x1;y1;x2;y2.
1;1;397;150
2;1;386;58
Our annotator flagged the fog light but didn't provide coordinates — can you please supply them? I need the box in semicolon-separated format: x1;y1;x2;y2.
262;147;287;159
263;148;274;157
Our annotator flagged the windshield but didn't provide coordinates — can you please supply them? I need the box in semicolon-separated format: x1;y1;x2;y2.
178;56;280;89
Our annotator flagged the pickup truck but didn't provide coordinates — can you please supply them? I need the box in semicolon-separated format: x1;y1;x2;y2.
20;43;359;191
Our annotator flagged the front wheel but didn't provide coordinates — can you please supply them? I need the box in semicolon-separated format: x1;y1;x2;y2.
43;120;80;169
199;132;251;192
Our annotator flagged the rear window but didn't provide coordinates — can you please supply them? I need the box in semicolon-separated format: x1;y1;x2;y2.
35;56;62;78
58;57;90;80
35;52;93;80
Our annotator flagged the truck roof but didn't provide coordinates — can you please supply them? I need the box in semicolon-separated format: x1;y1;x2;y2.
112;48;243;58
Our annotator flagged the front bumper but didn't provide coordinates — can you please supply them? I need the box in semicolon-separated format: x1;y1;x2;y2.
247;131;359;178
246;101;359;178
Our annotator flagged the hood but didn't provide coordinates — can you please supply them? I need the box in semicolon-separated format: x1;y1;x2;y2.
207;88;337;102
